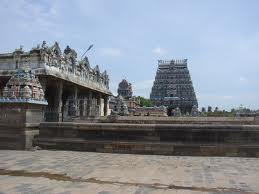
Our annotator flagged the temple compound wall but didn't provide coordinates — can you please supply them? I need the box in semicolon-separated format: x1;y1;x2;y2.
0;41;112;122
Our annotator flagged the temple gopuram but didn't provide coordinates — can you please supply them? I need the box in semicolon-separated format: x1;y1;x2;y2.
0;41;112;122
150;59;198;115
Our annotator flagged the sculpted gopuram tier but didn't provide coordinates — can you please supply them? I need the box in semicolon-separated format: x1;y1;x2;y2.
0;41;112;121
150;59;198;115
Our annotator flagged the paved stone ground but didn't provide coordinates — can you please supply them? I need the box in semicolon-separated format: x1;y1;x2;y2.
0;150;259;194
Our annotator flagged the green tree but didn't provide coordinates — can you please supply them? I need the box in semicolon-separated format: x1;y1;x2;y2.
137;96;153;107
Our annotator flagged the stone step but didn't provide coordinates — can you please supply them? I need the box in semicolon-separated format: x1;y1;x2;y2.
34;137;259;157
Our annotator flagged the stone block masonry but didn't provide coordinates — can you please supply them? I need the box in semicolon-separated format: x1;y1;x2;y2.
34;121;259;157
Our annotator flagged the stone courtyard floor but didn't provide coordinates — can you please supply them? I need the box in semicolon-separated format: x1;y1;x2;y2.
0;150;258;194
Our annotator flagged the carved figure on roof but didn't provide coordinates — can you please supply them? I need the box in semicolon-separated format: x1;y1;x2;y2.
41;41;47;49
82;56;90;70
94;65;100;82
40;41;49;64
103;70;109;88
64;45;77;72
77;56;88;77
48;42;62;67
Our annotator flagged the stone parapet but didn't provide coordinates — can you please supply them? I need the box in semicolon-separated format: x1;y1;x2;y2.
102;116;255;125
34;122;259;157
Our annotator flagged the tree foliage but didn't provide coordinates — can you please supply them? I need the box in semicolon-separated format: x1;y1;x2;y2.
137;96;153;107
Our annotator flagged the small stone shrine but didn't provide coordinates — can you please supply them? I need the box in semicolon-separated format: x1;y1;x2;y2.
0;67;48;149
117;79;132;99
110;95;129;116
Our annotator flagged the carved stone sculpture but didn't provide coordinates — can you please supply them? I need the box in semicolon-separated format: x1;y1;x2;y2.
37;41;109;90
191;105;199;117
0;67;47;103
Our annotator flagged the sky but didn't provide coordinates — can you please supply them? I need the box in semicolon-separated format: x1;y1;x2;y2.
0;0;259;110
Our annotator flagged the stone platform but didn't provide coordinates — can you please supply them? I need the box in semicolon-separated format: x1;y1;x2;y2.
0;103;44;150
0;150;259;194
102;116;257;125
34;121;259;157
0;127;39;150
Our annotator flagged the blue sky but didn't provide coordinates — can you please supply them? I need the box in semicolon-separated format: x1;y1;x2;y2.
0;0;259;110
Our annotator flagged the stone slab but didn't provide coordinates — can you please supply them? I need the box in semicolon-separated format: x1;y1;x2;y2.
0;150;259;193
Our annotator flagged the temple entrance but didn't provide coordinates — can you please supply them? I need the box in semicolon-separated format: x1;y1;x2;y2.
44;83;59;121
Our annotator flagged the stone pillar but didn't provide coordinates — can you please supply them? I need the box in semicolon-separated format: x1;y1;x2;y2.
96;93;101;117
97;93;101;105
255;114;259;124
100;98;104;116
74;87;78;116
87;90;92;117
56;81;63;122
104;96;108;116
39;78;47;120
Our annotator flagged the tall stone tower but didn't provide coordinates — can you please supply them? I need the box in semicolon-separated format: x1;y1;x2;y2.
150;59;198;114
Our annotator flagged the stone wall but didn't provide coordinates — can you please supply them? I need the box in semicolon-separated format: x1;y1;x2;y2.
34;121;259;157
103;116;255;124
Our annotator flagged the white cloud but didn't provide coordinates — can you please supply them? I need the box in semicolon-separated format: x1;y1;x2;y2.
239;76;247;82
222;95;234;100
0;0;60;34
152;47;167;55
99;48;122;57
